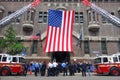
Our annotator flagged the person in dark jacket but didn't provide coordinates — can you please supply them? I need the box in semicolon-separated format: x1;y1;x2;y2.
68;62;75;76
41;61;46;76
81;61;87;77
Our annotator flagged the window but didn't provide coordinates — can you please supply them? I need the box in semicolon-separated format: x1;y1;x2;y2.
110;0;114;2
43;12;47;23
104;0;108;2
79;12;84;23
31;10;35;22
31;40;38;53
101;38;107;54
19;0;24;1
43;0;48;2
117;0;120;2
16;17;20;23
102;16;106;23
118;55;120;62
26;0;31;2
38;12;43;23
74;0;78;2
118;40;120;52
68;0;72;2
118;11;120;18
88;11;92;22
12;57;17;62
94;58;101;64
75;12;79;23
50;0;54;2
0;55;1;61
92;0;96;2
84;40;89;54
79;0;82;2
103;57;108;62
19;57;25;63
92;12;95;21
98;0;102;2
2;57;7;61
56;0;61;2
0;10;4;20
113;57;118;62
27;11;30;21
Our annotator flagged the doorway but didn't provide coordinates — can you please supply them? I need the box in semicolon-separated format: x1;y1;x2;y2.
51;52;70;63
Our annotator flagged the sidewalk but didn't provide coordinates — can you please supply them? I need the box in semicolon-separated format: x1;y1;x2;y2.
26;72;96;76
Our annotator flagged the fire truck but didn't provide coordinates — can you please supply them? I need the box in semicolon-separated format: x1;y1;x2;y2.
94;52;120;76
0;53;26;76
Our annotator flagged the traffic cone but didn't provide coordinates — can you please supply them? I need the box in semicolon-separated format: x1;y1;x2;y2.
29;70;32;75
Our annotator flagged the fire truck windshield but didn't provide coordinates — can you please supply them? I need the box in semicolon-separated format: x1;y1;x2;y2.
19;57;26;63
94;58;101;64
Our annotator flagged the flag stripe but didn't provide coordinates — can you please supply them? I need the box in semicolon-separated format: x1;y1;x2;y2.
69;11;74;51
60;11;65;51
53;27;57;51
57;28;61;51
54;28;59;51
71;11;74;51
64;11;69;51
44;10;74;52
68;11;71;51
66;11;70;51
64;11;68;51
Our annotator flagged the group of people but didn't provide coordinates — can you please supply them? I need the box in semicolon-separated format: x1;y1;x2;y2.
23;60;94;77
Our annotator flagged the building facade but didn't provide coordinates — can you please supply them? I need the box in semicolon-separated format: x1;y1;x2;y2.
0;0;120;63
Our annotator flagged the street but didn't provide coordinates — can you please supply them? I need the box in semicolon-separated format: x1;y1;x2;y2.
0;73;120;80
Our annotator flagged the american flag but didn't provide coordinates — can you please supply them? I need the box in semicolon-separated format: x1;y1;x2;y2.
30;33;41;40
44;9;74;52
78;33;82;48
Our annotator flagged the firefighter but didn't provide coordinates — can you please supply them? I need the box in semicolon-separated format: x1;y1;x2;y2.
41;61;46;76
81;61;87;77
34;61;40;76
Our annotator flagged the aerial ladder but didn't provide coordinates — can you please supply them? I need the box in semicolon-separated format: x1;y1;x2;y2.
0;0;40;27
82;0;120;27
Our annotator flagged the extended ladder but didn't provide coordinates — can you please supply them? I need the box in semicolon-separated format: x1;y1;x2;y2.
82;0;120;27
0;0;40;27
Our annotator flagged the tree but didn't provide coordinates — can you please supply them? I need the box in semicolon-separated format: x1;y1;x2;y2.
0;25;25;55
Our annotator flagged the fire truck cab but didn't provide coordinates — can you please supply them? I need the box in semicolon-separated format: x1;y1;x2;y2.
0;53;26;76
94;53;120;76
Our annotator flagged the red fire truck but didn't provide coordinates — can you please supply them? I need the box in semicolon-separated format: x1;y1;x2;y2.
94;53;120;76
0;53;26;76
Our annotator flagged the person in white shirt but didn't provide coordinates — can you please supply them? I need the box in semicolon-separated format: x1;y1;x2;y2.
53;61;58;76
47;61;53;76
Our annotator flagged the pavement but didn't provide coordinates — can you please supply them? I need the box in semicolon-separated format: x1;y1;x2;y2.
1;72;120;80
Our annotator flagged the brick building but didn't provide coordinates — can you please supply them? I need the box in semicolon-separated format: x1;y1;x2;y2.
0;0;120;63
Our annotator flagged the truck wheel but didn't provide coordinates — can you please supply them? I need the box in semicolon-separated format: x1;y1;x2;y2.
110;67;120;76
1;67;11;76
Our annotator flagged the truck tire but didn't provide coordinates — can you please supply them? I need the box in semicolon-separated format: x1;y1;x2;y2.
110;67;120;76
0;67;11;76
